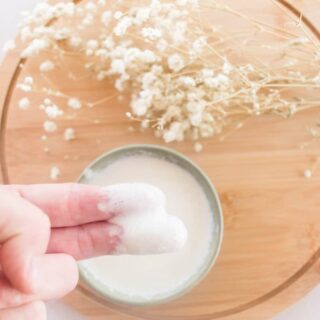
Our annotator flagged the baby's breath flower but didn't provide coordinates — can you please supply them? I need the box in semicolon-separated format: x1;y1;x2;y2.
40;60;55;72
3;39;15;53
134;7;151;25
114;11;123;20
163;122;183;143
18;97;30;110
17;76;34;92
103;36;115;50
168;54;185;72
192;36;207;54
172;21;187;44
114;16;132;37
141;27;162;41
43;120;57;133
69;36;82;47
313;74;320;84
50;166;60;181
194;142;203;152
16;0;320;149
86;39;99;50
68;98;82;110
304;169;312;178
44;104;63;118
54;27;71;40
205;74;230;89
223;61;233;75
156;39;168;52
111;59;126;74
85;2;97;12
176;0;188;6
21;38;49;57
131;90;153;116
179;76;196;87
101;10;112;26
140;50;157;63
64;128;76;141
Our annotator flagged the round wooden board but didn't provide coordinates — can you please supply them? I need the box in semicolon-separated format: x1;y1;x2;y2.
1;1;320;319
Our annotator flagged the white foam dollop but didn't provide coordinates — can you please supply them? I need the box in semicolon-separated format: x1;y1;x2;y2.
98;183;188;255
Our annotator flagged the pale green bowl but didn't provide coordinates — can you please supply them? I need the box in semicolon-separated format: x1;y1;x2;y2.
77;144;223;307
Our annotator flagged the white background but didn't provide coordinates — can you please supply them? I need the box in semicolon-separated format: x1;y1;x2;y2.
0;1;319;319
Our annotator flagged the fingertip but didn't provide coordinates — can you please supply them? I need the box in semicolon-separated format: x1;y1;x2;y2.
20;254;79;298
62;254;79;291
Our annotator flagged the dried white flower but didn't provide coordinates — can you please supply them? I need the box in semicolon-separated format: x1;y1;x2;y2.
86;39;99;50
204;74;230;89
101;10;112;26
21;38;49;57
176;0;188;6
68;98;82;110
64;128;76;141
172;21;187;44
54;27;71;40
40;60;55;72
103;36;115;50
111;59;126;74
114;16;132;36
156;39;168;52
50;166;60;181
44;104;63;118
69;36;82;47
131;90;153;116
179;76;196;87
18;97;30;110
24;77;33;85
134;7;150;25
141;27;162;41
313;74;320;84
168;54;185;72
85;2;97;12
223;61;233;75
43;120;57;133
44;98;51;106
114;11;123;20
194;142;203;152
304;169;312;178
164;122;183;143
140;50;157;63
3;39;15;53
192;36;207;54
16;0;320;147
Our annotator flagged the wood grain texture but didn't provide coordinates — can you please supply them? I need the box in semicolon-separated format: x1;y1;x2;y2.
0;1;320;319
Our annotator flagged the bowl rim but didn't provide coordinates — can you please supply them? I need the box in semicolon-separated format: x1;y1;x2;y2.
77;144;224;307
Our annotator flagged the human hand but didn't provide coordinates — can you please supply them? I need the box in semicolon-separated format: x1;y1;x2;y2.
0;183;122;320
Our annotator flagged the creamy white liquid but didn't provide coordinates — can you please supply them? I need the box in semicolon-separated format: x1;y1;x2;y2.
81;155;214;304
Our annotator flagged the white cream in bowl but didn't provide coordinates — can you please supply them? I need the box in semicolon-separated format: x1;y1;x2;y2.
79;149;222;305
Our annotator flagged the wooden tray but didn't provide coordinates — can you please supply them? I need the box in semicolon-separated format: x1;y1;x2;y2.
1;1;320;319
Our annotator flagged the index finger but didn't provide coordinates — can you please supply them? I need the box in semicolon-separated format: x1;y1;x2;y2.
5;184;113;228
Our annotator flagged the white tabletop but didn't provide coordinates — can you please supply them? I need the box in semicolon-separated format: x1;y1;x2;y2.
1;1;319;319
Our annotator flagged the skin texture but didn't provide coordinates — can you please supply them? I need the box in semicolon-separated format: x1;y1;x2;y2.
0;183;122;320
